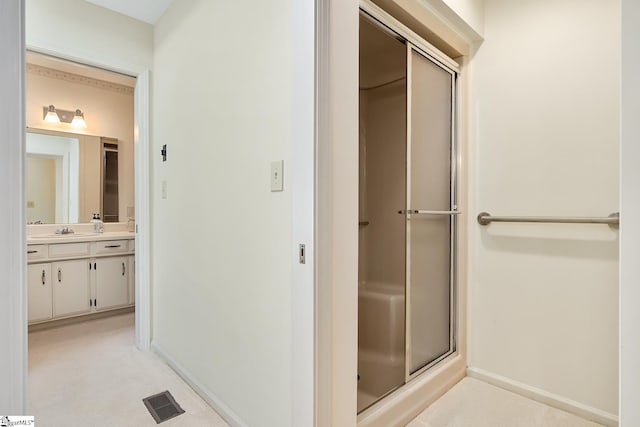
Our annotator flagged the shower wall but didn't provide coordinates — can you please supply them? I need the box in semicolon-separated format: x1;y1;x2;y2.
359;81;406;289
470;0;620;422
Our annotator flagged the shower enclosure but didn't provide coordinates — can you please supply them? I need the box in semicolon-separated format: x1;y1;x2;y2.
358;8;458;413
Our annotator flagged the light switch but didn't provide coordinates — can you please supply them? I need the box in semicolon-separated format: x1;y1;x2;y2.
271;160;284;192
161;180;167;199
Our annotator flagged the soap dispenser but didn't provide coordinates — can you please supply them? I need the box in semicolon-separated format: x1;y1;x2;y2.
91;213;104;233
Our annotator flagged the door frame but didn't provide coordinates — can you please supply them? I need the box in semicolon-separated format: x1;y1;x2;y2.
0;0;27;414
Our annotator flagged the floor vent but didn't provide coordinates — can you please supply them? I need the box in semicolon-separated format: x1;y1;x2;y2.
142;390;185;424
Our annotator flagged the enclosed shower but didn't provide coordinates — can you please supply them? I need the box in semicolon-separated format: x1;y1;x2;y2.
358;9;459;413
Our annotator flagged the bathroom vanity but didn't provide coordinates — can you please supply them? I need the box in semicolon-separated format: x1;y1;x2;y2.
27;231;135;324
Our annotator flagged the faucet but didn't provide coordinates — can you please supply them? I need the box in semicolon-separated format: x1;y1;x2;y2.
55;226;75;235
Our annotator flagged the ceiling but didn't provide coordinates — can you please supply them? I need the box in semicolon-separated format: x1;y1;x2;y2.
84;0;174;24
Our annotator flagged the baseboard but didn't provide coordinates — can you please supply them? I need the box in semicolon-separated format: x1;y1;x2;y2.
467;367;618;427
151;342;248;427
28;306;134;332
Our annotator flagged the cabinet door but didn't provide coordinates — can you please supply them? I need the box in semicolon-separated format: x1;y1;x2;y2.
95;256;128;310
52;260;91;317
128;255;135;304
28;263;52;322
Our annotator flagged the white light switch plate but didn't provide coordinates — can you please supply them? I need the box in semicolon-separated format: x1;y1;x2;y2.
271;160;284;192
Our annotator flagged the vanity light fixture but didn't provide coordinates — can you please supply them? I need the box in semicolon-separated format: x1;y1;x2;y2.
71;109;87;128
42;105;87;128
43;105;60;123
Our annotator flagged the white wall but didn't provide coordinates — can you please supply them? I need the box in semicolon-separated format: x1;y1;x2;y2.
152;1;313;426
26;67;135;222
620;1;640;425
26;0;153;74
469;0;620;421
442;0;484;36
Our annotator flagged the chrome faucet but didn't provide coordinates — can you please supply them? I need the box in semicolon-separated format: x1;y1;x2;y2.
55;226;75;235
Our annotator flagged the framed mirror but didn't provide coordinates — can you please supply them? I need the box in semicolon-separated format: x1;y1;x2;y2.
26;128;121;224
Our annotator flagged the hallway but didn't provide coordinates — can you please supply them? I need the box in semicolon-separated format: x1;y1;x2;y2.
29;313;228;426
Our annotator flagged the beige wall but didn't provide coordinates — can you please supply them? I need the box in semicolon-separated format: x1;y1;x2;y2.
469;0;620;418
359;82;407;288
152;1;301;425
26;69;134;223
26;156;56;224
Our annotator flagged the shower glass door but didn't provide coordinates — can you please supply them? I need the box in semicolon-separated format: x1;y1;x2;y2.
405;45;456;376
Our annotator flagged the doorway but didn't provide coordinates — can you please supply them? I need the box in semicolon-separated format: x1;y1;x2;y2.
24;45;150;416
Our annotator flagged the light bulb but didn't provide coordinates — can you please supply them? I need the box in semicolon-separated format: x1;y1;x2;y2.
44;105;60;123
71;109;87;128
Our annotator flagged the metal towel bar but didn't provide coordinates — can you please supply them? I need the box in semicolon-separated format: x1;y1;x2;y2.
477;212;619;226
398;210;460;215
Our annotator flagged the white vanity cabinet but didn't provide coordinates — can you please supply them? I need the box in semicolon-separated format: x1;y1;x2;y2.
26;235;135;325
95;256;129;311
27;263;52;322
52;259;91;317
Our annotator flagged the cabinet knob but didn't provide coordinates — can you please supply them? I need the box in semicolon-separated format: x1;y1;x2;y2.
41;269;46;285
122;262;126;276
57;268;62;283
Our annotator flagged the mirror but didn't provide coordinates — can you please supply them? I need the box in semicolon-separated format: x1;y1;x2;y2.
26;128;120;224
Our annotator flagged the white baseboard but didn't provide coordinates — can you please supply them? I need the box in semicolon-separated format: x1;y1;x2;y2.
467;367;618;427
151;342;248;427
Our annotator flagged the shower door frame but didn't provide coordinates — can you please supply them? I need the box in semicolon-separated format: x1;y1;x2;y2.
404;41;459;382
359;1;461;386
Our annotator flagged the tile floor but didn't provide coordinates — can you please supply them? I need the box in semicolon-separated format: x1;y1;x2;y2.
28;313;229;426
407;377;605;427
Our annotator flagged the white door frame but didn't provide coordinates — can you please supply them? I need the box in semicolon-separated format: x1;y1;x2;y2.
133;70;151;351
620;0;640;425
291;0;315;425
0;0;27;415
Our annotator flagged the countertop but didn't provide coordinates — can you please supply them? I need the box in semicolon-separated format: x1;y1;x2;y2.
27;231;135;245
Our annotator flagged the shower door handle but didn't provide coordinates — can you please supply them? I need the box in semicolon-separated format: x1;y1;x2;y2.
398;209;460;215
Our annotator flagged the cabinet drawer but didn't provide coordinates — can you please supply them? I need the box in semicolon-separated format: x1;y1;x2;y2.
95;240;129;255
27;245;48;261
49;242;90;258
